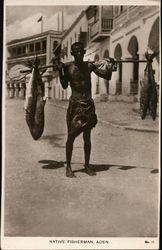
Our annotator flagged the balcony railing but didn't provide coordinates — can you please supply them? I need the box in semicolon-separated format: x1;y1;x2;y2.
102;18;113;31
7;49;46;60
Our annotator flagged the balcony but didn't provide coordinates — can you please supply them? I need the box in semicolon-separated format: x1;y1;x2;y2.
89;18;113;42
7;49;46;60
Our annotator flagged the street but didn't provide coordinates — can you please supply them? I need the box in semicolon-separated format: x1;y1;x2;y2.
4;99;159;237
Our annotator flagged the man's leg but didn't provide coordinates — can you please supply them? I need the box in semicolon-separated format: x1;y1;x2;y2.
66;133;76;177
83;129;96;176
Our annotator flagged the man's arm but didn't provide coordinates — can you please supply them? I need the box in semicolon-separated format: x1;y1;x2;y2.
58;63;69;89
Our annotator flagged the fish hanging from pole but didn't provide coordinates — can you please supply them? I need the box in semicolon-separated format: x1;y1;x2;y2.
24;57;46;140
140;51;159;120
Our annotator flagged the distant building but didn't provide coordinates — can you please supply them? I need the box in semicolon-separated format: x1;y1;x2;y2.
7;30;62;70
6;30;62;98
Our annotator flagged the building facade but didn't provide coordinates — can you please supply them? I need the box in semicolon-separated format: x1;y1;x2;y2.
6;30;62;98
51;5;160;102
109;5;160;101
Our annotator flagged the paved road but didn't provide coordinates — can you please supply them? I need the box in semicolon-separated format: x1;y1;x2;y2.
4;99;159;237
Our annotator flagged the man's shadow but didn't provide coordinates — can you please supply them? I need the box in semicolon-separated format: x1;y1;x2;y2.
74;164;136;173
38;160;136;172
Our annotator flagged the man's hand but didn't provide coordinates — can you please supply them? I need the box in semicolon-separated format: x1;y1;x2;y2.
52;56;65;72
56;62;65;72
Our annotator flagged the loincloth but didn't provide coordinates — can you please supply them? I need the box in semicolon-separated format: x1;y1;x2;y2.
66;97;98;137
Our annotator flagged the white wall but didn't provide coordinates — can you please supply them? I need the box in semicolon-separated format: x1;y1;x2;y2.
110;7;160;97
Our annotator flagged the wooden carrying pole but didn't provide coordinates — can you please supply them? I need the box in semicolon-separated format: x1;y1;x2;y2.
20;59;148;74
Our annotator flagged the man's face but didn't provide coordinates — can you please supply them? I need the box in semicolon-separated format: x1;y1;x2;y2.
71;47;85;63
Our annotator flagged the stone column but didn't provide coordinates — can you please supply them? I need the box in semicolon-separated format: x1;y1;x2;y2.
14;83;19;98
6;79;10;98
9;82;14;98
19;80;26;99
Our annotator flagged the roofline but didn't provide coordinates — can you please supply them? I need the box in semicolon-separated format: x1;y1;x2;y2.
62;10;86;40
7;30;63;46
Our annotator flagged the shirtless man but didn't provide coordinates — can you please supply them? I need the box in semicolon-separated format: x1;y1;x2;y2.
57;42;114;178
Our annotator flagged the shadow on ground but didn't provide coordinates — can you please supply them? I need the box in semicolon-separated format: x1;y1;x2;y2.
150;169;159;174
40;134;81;148
39;160;137;172
74;164;136;173
40;134;65;148
39;160;158;174
38;160;65;169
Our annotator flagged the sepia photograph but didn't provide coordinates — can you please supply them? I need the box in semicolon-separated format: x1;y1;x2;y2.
1;0;161;249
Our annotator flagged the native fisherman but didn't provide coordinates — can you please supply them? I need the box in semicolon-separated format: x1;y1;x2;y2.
57;42;115;178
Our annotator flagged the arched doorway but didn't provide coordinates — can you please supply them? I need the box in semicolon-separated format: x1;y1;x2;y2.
128;35;139;94
94;54;100;94
148;17;160;98
103;49;109;94
114;43;122;94
148;17;159;63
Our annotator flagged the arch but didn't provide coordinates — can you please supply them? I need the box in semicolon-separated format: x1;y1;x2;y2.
128;35;139;57
114;43;122;59
94;54;99;62
114;44;123;94
148;17;159;62
128;36;139;94
103;49;109;59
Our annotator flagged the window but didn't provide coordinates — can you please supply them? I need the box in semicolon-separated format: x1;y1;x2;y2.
12;48;16;56
17;47;22;55
94;6;99;22
120;6;123;12
53;41;58;50
29;43;34;52
22;46;26;54
35;42;40;52
42;40;46;50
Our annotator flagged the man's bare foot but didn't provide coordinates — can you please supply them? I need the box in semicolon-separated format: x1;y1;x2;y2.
84;166;96;176
66;168;76;178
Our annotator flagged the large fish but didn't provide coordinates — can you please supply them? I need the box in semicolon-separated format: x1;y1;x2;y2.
140;51;158;120
24;57;46;140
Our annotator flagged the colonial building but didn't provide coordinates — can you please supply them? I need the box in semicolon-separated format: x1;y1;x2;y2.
51;5;160;102
6;30;62;98
109;5;160;101
84;5;160;101
84;6;114;100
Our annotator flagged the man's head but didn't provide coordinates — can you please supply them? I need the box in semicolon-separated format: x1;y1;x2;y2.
71;42;86;63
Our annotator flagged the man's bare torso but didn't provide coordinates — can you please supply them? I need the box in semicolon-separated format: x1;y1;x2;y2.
66;62;93;99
